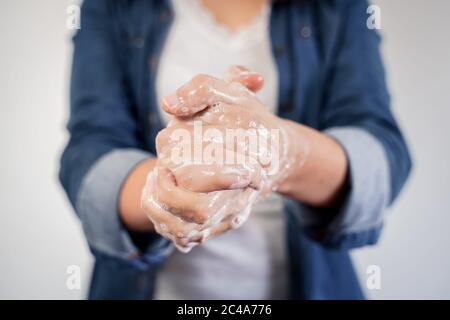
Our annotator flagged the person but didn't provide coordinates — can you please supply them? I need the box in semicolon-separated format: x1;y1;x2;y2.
60;0;412;299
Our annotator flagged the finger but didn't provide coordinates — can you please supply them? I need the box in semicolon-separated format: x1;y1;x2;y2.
141;168;255;250
194;102;255;128
157;135;265;190
157;122;261;159
190;188;258;243
154;166;229;224
198;216;234;243
143;196;196;239
141;171;200;238
225;65;264;92
173;163;263;193
161;74;251;117
157;125;268;185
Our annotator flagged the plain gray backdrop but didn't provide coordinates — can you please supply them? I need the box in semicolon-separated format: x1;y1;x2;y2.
0;0;449;299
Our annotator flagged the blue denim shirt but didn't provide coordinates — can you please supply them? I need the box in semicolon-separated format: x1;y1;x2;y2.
60;0;412;299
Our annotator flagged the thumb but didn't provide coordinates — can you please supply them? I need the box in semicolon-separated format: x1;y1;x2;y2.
225;65;264;92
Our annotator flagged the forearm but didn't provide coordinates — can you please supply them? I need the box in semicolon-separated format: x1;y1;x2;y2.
119;157;157;232
277;120;348;208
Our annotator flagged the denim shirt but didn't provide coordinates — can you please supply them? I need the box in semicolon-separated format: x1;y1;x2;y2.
60;0;412;299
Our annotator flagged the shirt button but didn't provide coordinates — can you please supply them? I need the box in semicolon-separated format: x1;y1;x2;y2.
300;26;312;38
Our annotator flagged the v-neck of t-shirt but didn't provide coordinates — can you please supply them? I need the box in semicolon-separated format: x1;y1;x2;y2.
172;0;269;52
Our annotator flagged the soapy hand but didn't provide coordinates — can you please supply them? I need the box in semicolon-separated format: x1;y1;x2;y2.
141;66;308;252
160;67;308;192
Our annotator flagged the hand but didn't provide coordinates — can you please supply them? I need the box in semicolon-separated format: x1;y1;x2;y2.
141;66;274;252
141;165;259;252
160;71;309;194
133;67;346;244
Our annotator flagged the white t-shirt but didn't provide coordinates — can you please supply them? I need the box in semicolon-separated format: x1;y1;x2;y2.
154;0;287;299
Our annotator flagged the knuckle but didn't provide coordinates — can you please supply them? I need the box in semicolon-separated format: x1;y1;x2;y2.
192;208;210;224
176;173;193;190
170;225;189;239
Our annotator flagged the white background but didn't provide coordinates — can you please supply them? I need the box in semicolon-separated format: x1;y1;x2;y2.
0;0;449;299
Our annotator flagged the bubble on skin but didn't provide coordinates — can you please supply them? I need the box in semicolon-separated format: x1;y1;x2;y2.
231;215;243;228
210;135;223;144
201;169;215;177
169;96;184;112
201;229;211;241
176;242;197;253
187;229;199;238
176;232;185;238
228;81;250;95
209;86;240;105
230;174;249;189
207;212;221;226
204;202;228;227
221;165;250;177
201;111;215;122
230;204;252;229
159;202;170;212
202;131;224;145
188;88;197;97
207;191;221;209
257;127;270;140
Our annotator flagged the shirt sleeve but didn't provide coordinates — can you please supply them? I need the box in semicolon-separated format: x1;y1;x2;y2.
286;126;390;248
325;127;390;233
59;0;172;267
285;0;411;249
77;149;172;266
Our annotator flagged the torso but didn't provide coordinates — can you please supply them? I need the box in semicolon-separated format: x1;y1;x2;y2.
154;0;287;299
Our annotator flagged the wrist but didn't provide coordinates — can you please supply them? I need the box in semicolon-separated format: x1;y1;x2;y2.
275;119;311;194
119;157;157;232
275;122;349;207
